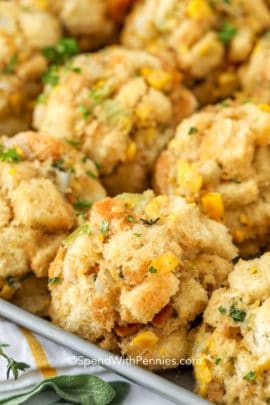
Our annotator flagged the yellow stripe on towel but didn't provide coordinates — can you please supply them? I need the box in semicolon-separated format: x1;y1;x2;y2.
19;327;57;378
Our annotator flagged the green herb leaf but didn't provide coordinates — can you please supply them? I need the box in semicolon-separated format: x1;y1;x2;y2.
134;233;142;237
78;104;92;120
65;138;82;147
0;344;30;381
42;65;59;86
218;306;227;315
0;147;22;163
0;374;117;405
43;38;79;65
101;220;110;233
140;217;160;226
127;215;135;223
3;54;18;74
149;266;158;274
81;224;92;235
87;170;97;179
188;127;198;135
218;22;238;45
5;276;17;288
220;100;230;107
73;200;93;211
48;277;61;285
230;178;241;184
229;305;246;322
243;371;256;381
215;357;221;365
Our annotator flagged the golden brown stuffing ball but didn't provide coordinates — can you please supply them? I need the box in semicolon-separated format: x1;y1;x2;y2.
122;0;270;105
192;252;270;405
0;1;62;135
240;33;270;104
33;46;197;195
0;131;105;302
154;102;270;257
48;190;237;370
15;0;135;50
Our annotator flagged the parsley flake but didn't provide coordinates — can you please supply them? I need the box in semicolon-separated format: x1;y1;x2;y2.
65;139;81;147
215;357;222;365
81;224;92;235
73;200;93;211
87;170;97;179
3;54;18;74
243;371;256;381
149;266;158;274
218;306;227;315
229;305;246;322
48;277;61;285
78;105;91;120
127;216;135;223
188;127;198;135
218;22;238;45
0;147;22;163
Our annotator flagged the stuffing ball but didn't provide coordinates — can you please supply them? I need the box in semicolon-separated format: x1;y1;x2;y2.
240;33;270;104
33;46;197;195
48;190;237;370
0;131;105;303
0;1;62;135
192;252;270;404
154;102;270;256
122;0;270;105
15;0;136;50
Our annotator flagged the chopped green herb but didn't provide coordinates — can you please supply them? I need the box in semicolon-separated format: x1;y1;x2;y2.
243;371;256;381
223;0;231;4
94;161;101;170
149;266;158;274
215;357;221;365
36;93;48;104
48;277;61;285
93;273;97;282
62;227;82;248
127;215;135;223
42;65;59;86
52;159;65;171
140;217;160;226
77;105;91;120
3;54;18;74
82;155;88;163
81;224;92;235
101;220;110;233
229;305;246;322
65;61;81;73
188;127;198;135
0;344;30;380
87;170;97;179
218;22;238;45
73;200;93;211
220;100;230;107
65;138;81;147
0;147;22;163
218;306;227;315
134;233;142;237
43;38;79;65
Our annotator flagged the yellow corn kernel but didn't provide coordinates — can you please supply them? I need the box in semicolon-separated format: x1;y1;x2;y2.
8;167;16;176
186;0;213;19
168;214;177;222
136;103;152;122
194;354;212;387
14;146;24;157
0;284;16;300
233;229;245;244
178;44;189;54
140;68;172;90
145;195;168;218
131;331;159;348
126;142;137;161
150;252;180;274
98;233;104;243
205;338;216;356
259;104;270;113
198;43;211;56
176;160;203;194
72;180;81;192
35;0;49;10
248;266;257;274
201;192;224;222
143;128;156;142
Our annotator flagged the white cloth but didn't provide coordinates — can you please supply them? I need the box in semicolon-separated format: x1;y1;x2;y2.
0;318;173;404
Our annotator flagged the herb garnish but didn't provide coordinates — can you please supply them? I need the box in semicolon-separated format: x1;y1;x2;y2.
0;344;30;380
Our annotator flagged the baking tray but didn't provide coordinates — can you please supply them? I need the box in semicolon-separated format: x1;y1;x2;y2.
0;298;209;405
